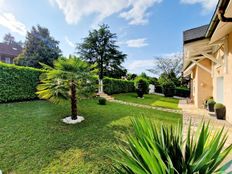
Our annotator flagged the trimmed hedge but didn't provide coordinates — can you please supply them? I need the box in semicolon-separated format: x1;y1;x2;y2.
103;77;135;95
0;63;42;103
175;87;190;98
155;85;162;93
0;63;135;102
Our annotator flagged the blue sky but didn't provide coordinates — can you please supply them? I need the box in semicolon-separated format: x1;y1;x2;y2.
0;0;218;75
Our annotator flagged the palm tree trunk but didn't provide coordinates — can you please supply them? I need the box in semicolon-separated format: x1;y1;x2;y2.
70;80;77;120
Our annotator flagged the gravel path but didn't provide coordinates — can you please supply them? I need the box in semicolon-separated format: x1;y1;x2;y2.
110;99;182;114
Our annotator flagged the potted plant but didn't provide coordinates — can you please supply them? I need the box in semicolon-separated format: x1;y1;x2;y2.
214;103;226;120
207;99;216;112
204;96;213;109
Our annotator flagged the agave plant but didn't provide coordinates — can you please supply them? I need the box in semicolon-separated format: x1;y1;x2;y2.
113;117;232;174
36;56;97;120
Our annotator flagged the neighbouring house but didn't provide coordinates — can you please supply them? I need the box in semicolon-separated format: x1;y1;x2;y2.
183;0;232;123
0;43;22;64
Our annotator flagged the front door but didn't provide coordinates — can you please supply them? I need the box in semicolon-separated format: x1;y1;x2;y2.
216;77;224;103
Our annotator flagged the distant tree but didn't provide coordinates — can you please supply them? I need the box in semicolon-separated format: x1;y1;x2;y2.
14;25;61;68
148;53;183;78
106;66;127;79
158;70;181;87
127;73;137;80
3;33;23;47
3;33;15;44
77;24;127;93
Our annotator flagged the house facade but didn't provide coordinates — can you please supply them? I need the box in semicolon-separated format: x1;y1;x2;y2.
183;0;232;123
0;43;22;64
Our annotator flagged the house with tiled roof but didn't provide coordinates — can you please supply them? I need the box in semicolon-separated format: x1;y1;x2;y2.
183;0;232;123
0;43;22;64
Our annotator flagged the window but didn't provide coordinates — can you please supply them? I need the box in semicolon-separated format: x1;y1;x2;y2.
5;57;11;64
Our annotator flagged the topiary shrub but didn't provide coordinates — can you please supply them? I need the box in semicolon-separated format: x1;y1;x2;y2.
207;99;216;112
98;97;106;105
161;80;176;97
214;103;226;120
134;77;149;98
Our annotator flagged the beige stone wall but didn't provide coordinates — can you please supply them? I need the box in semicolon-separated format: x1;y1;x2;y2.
212;33;232;124
195;59;213;108
190;67;196;103
223;33;232;123
189;59;213;108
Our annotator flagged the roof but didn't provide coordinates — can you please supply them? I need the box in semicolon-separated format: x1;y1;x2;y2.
0;43;22;57
183;0;231;44
206;0;230;37
183;24;209;44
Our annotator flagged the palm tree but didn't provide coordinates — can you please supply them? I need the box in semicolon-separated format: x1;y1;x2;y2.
36;56;97;120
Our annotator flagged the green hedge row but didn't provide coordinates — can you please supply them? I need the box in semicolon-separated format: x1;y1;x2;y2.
0;63;135;102
0;63;42;103
175;87;190;98
103;77;135;95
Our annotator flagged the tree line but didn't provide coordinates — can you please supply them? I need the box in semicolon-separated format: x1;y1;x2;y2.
2;24;185;90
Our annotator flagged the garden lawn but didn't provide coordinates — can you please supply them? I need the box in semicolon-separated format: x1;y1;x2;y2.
113;93;180;110
0;99;182;174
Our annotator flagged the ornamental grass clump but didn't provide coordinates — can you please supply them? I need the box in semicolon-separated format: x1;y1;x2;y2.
113;117;232;174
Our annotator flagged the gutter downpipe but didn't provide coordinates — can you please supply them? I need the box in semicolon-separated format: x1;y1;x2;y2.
205;0;230;38
218;8;232;22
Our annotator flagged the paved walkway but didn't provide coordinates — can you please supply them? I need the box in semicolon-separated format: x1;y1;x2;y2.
179;100;232;171
110;99;182;114
179;99;232;147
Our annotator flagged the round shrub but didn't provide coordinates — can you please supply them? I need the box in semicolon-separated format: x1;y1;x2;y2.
161;80;176;97
214;103;225;109
207;99;216;105
98;97;106;105
134;77;149;94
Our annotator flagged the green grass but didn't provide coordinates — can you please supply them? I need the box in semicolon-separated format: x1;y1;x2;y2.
0;99;182;173
113;93;180;110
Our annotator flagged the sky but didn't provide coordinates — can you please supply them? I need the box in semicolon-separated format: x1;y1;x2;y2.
0;0;218;75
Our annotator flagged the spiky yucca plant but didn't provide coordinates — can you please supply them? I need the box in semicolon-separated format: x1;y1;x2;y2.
37;56;97;120
113;117;232;174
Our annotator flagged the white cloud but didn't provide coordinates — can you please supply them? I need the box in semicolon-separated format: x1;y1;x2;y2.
126;59;154;73
49;0;161;25
65;36;75;48
124;38;148;48
120;0;162;25
0;13;27;36
180;0;218;12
